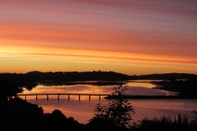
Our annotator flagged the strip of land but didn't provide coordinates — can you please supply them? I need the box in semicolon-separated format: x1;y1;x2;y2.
105;95;197;99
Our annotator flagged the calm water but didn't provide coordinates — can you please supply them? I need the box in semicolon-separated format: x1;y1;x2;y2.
19;81;197;124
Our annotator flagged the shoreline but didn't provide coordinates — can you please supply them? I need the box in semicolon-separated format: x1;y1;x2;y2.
105;95;197;99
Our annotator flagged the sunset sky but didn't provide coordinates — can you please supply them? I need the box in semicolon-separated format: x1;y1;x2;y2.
0;0;197;75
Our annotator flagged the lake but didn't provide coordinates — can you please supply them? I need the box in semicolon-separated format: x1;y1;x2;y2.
18;80;197;124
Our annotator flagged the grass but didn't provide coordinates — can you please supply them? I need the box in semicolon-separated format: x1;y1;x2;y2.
134;111;197;131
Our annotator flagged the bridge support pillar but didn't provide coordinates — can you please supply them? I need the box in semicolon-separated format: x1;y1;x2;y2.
99;95;101;100
57;94;60;100
89;95;91;101
47;95;49;100
36;95;38;100
79;95;80;101
68;95;70;101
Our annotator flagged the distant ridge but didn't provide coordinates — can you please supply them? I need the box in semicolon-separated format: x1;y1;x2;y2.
135;72;197;80
26;71;43;74
1;71;196;80
25;70;131;81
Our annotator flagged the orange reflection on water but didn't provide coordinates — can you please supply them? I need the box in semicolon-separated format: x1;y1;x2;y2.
126;82;155;89
20;81;176;102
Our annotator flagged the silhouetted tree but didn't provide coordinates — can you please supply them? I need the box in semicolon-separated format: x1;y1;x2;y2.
45;109;82;131
87;85;135;130
0;98;54;131
0;79;20;101
9;97;44;114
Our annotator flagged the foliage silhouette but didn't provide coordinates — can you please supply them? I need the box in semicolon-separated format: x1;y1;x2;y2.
0;79;21;101
87;85;135;130
0;98;54;131
134;111;197;131
45;109;82;131
153;76;197;98
9;97;44;114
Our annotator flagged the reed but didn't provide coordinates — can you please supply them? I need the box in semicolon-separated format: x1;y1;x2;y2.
135;112;197;131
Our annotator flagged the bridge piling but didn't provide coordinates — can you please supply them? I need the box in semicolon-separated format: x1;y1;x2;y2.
68;95;70;101
89;95;91;101
47;95;49;100
79;95;80;101
17;93;109;101
57;94;60;100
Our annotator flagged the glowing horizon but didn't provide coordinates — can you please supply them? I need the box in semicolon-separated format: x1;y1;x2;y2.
0;0;197;75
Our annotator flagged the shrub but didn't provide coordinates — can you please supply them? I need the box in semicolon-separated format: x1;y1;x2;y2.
87;85;135;130
135;112;197;131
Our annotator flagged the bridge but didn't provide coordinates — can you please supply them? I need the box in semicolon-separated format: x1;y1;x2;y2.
16;93;195;100
16;93;110;101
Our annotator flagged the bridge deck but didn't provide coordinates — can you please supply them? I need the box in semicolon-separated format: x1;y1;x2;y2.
16;93;110;100
16;93;194;100
17;93;109;96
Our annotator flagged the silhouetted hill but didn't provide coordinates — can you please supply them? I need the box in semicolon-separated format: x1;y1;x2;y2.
26;71;43;74
0;101;54;131
135;73;196;80
25;71;131;81
0;98;83;131
1;70;131;88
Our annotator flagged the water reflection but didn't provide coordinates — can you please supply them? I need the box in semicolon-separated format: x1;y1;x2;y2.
27;98;197;124
21;81;177;96
19;81;188;124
